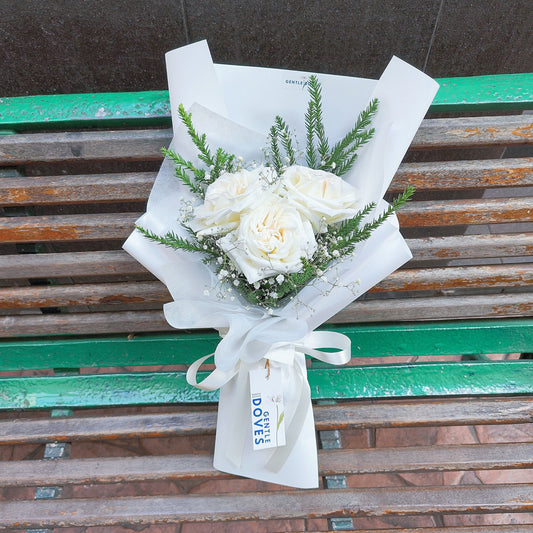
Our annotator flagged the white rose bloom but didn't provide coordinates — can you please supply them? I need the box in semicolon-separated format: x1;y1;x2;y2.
218;194;317;284
281;165;362;232
190;166;275;236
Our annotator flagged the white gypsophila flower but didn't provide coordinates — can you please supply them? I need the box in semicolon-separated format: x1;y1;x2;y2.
190;165;276;236
280;165;362;232
218;193;317;284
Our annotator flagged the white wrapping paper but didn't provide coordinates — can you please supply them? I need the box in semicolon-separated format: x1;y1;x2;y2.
124;40;439;488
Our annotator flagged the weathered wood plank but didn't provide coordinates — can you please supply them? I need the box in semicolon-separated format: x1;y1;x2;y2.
1;234;531;280
0;115;530;167
1;398;531;445
0;128;171;164
0;292;531;336
2;443;531;487
0;309;172;336
398;197;533;227
0;250;148;279
1;485;531;528
0;172;155;205
373;264;533;293
2;197;531;244
1;265;531;308
406;233;533;262
0;212;140;243
1;158;531;208
337;293;533;322
350;524;533;533
389;157;533;192
0;281;169;309
411;114;533;149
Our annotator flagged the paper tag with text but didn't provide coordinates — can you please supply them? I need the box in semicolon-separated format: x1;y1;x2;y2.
249;362;286;450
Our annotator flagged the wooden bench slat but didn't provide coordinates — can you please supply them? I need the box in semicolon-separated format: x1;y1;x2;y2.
1;158;531;208
337;292;533;322
4;524;524;533
373;264;533;292
411;114;532;149
0;212;141;243
0;281;168;309
0;128;171;165
406;233;533;262
0;292;531;336
0;250;148;279
1;234;531;280
2;197;531;244
2;442;532;487
0;172;155;205
0;309;172;336
2;398;531;444
398;197;533;227
0;115;530;166
1;265;530;309
389;157;533;192
1;484;531;528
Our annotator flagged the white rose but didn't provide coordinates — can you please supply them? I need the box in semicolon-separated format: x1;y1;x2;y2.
281;165;362;232
190;165;275;236
218;194;317;284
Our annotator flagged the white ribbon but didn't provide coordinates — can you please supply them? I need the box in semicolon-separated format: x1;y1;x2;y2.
186;330;351;472
186;330;350;391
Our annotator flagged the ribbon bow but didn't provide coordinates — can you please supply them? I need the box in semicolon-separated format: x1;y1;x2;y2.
186;330;351;472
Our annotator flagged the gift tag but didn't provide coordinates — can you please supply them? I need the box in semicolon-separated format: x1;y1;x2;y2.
249;361;286;450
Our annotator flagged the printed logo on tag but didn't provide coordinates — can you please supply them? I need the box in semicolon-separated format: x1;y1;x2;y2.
249;362;286;450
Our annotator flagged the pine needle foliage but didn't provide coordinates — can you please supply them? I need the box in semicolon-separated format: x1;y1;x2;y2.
165;104;238;198
266;75;377;177
135;225;213;255
332;186;414;255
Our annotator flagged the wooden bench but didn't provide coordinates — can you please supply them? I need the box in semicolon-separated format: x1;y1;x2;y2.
0;73;532;531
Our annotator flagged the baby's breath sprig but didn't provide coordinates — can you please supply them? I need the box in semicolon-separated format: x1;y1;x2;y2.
241;259;318;308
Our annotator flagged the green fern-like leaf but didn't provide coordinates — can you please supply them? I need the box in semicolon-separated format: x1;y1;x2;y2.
329;98;378;176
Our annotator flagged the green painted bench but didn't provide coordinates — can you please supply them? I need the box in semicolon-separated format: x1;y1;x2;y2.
0;73;532;531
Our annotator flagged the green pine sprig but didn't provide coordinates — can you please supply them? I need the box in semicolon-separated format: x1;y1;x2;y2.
135;225;219;258
268;123;284;175
268;116;297;174
165;104;238;198
328;98;378;176
305;75;330;169
332;186;415;255
161;147;206;196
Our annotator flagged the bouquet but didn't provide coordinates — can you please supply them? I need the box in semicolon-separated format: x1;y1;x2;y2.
124;40;439;488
